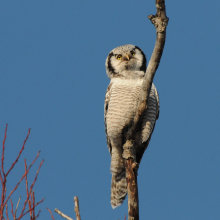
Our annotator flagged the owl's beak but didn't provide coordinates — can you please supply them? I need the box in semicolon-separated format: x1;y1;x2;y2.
125;54;130;61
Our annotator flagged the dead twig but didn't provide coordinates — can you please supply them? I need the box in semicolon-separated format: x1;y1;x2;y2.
15;196;21;219
74;197;81;220
55;208;74;220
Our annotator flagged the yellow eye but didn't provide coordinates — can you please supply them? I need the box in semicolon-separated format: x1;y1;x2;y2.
131;51;135;56
117;55;122;60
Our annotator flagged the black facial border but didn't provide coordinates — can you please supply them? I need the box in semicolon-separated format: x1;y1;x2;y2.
135;46;147;72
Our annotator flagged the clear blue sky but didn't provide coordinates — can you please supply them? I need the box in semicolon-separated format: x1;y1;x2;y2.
1;1;220;219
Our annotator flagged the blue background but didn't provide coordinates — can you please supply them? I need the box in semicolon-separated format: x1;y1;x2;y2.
1;1;220;219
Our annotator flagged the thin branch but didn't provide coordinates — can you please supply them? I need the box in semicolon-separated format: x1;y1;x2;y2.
29;160;44;193
24;159;32;218
54;208;74;220
15;196;21;219
3;153;41;207
35;209;41;219
10;199;15;220
16;198;44;220
1;125;8;217
47;208;55;220
1;124;8;177
5;204;9;220
0;126;44;220
1;127;32;218
5;129;31;177
74;197;81;220
18;159;44;219
32;191;35;219
0;170;3;185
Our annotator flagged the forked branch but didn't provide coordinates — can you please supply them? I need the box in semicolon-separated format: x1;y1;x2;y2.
51;196;81;220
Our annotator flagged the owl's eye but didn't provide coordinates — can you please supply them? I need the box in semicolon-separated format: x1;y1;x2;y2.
116;55;122;60
131;51;135;56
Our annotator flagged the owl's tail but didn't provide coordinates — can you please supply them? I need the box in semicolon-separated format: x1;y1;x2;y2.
110;170;127;209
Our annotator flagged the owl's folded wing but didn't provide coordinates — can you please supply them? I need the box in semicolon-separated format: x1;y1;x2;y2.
104;82;113;155
136;83;160;164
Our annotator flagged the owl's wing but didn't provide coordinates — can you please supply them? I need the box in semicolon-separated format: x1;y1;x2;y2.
136;83;160;164
104;82;113;155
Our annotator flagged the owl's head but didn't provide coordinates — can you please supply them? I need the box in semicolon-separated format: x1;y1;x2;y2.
105;44;147;79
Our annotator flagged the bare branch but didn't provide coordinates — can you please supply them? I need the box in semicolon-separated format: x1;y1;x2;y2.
24;159;31;217
0;126;44;220
15;196;21;219
32;191;35;219
47;208;56;220
55;208;74;220
1;124;8;216
124;1;168;220
5;204;9;220
29;159;44;193
16;198;44;220
10;199;15;219
128;0;168;140
35;209;41;219
3;154;41;207
5;128;31;177
74;197;81;220
18;159;44;219
123;141;139;220
1;124;8;177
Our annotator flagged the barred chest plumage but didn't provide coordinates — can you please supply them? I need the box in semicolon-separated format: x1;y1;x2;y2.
106;77;144;147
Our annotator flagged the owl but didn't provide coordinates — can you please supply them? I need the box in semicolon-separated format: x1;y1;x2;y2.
104;44;160;209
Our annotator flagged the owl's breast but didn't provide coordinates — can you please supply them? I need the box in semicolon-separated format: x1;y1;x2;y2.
106;78;143;146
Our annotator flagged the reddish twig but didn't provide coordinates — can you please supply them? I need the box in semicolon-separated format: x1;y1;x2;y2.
18;159;44;219
16;198;44;220
35;209;41;219
0;125;44;219
1;125;8;217
0;170;3;186
1;124;7;177
5;204;9;220
32;191;35;219
5;129;31;177
30;160;44;193
47;208;56;220
3;153;41;207
9;199;15;219
24;159;32;219
1;126;32;218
